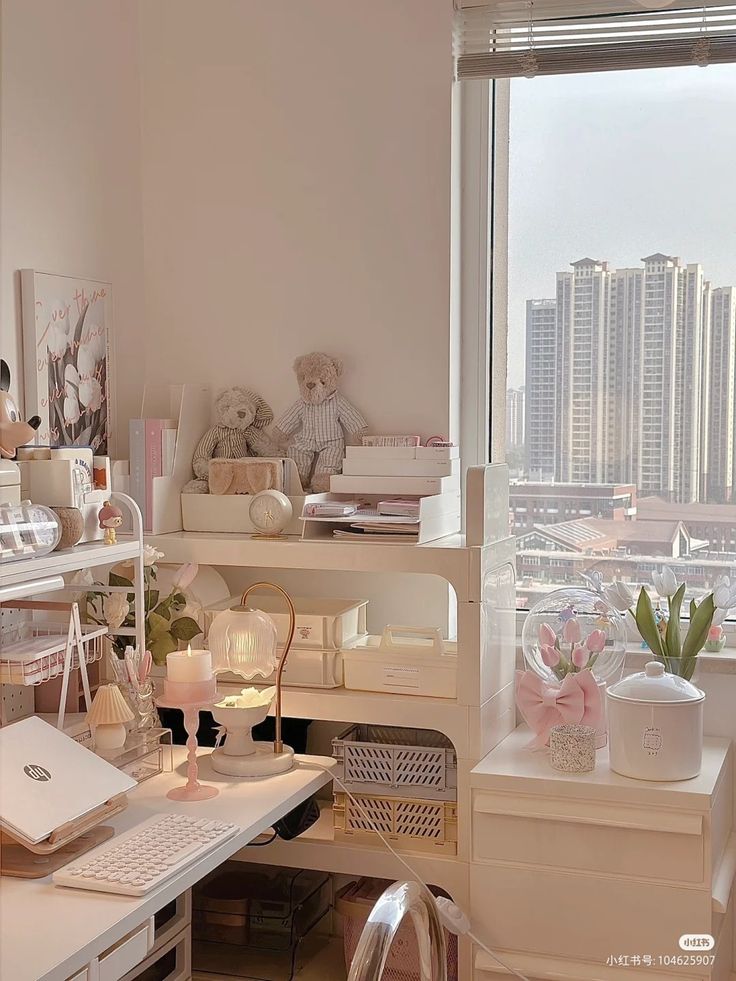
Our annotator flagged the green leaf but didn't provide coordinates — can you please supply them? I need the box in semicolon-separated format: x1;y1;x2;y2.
145;589;160;613
149;633;178;665
690;598;697;620
109;572;133;587
682;594;715;661
147;610;171;640
665;582;686;659
170;616;202;642
635;588;664;658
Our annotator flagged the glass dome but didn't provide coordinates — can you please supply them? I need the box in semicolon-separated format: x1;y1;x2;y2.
521;587;627;685
208;606;279;679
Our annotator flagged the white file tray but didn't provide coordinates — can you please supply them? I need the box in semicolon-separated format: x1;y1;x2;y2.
142;383;212;535
301;492;461;544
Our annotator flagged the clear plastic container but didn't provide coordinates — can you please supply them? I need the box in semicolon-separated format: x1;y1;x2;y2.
0;502;61;561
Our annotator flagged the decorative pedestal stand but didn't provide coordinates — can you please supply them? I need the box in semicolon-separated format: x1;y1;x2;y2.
157;679;218;801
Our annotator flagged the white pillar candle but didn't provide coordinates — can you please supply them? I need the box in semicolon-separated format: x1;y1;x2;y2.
166;646;213;683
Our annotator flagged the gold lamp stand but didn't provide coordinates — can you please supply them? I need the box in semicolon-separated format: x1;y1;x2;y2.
210;582;296;777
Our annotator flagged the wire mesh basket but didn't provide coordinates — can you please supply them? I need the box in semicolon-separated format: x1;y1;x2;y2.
0;620;107;685
334;792;457;855
332;724;457;800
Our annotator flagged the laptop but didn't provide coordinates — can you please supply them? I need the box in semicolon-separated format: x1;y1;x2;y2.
0;717;137;844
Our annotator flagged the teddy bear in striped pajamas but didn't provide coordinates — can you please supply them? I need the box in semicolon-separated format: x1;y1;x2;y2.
273;352;368;492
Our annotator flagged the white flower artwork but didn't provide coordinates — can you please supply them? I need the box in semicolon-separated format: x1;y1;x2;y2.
21;270;113;453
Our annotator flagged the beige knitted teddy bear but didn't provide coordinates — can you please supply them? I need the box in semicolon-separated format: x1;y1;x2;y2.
272;353;368;492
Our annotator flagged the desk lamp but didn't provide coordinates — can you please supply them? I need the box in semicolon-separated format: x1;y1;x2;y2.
208;582;295;776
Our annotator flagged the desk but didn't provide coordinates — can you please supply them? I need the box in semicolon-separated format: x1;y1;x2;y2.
0;748;335;981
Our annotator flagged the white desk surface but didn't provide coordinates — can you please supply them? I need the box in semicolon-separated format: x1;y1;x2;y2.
0;748;335;981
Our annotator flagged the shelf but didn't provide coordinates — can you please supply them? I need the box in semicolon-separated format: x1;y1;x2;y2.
232;803;467;897
0;537;141;589
214;681;473;756
145;531;472;594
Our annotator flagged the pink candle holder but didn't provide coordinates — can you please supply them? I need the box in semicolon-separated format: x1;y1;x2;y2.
157;677;218;801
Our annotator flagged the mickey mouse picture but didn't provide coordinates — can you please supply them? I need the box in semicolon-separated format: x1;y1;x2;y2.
0;359;40;459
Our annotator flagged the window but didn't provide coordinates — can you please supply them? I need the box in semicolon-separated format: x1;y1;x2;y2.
505;64;736;607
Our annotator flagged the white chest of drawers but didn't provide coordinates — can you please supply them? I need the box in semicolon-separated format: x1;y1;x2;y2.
470;728;734;980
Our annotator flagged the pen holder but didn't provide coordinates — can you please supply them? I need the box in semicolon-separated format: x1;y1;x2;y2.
156;678;218;801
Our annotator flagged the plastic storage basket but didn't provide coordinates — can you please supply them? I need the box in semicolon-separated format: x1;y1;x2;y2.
336;878;458;981
334;792;457;855
332;724;457;801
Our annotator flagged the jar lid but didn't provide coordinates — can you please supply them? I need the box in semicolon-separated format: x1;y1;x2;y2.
607;661;704;704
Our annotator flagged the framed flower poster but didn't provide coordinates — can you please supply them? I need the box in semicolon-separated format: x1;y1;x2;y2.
21;270;113;454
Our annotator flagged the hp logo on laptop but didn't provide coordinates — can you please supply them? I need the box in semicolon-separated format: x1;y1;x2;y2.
24;764;51;782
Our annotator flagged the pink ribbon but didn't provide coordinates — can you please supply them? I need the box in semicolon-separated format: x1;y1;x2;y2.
515;668;603;749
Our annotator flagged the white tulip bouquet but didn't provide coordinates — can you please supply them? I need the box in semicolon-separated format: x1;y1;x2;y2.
604;571;735;680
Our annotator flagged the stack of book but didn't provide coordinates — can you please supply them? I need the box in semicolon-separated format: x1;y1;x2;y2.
330;437;460;496
129;418;178;532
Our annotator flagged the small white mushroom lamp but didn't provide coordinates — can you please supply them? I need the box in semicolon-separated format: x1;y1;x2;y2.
208;582;296;776
87;684;134;751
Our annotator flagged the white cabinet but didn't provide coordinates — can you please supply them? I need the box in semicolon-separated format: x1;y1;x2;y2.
470;728;733;980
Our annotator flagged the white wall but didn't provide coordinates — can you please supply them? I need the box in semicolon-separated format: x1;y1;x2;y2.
136;0;453;437
0;0;145;452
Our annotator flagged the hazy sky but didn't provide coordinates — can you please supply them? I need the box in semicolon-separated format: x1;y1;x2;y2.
507;64;736;388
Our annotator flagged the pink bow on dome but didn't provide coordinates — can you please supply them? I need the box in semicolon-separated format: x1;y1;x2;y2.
515;668;603;749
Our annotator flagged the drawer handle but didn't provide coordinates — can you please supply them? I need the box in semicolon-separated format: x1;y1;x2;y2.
474;793;702;836
712;831;736;913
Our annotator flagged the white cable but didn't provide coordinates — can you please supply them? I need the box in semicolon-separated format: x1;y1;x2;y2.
309;761;531;981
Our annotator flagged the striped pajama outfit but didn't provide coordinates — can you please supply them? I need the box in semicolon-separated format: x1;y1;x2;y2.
276;393;367;486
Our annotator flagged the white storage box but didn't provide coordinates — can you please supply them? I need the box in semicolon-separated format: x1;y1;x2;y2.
206;595;368;651
343;626;457;698
301;492;461;544
0;461;21;505
216;648;343;689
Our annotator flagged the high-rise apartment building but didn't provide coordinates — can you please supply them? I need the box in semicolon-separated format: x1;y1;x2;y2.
708;287;736;502
524;299;556;480
525;254;731;504
506;387;525;448
555;259;610;484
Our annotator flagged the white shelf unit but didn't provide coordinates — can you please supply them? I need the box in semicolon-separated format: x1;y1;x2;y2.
146;467;518;981
0;492;146;723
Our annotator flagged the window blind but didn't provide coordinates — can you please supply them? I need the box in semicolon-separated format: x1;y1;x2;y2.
454;1;736;79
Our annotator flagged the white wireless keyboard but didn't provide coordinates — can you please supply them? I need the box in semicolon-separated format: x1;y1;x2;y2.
53;813;239;896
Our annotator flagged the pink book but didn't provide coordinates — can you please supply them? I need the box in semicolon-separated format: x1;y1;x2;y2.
144;418;176;532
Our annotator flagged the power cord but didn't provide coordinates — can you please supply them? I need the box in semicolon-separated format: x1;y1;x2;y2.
305;761;531;981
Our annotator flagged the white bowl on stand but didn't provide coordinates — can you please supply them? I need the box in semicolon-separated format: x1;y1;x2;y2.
210;688;294;777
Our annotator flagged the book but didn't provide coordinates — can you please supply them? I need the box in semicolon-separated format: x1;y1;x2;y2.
342;458;456;477
329;473;460;495
144;418;176;533
128;419;146;523
362;435;421;447
303;501;360;517
162;428;177;477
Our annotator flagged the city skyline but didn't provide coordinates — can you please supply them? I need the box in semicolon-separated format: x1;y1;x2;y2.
523;253;736;505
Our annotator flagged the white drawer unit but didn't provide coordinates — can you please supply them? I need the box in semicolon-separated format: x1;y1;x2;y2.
470;728;734;980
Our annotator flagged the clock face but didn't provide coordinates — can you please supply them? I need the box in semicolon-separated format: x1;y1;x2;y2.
249;490;293;534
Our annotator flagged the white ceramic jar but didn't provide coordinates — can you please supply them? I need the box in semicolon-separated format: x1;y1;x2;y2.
607;661;705;781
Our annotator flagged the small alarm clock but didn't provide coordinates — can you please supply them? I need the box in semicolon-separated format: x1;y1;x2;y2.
248;490;293;538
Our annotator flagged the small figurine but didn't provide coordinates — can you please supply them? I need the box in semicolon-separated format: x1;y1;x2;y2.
0;359;41;458
272;352;368;492
98;500;123;545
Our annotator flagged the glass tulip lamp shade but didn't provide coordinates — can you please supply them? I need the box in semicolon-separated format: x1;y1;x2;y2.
207;582;295;776
521;587;627;687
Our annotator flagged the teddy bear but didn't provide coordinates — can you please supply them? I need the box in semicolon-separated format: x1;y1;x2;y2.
272;352;368;492
183;386;276;494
